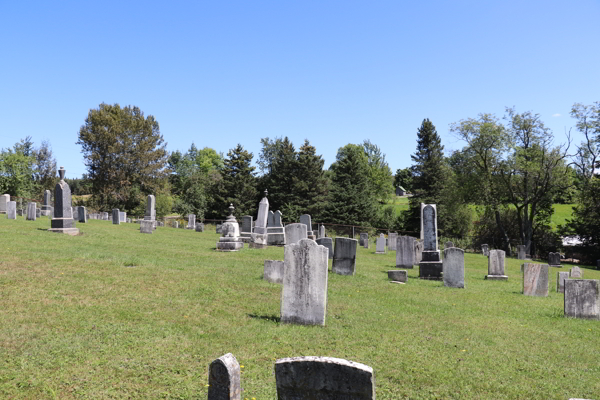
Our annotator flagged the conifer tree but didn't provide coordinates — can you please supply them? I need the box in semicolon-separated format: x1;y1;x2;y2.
216;144;258;218
290;140;329;221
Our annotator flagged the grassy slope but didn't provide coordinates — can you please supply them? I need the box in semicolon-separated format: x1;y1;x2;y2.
1;216;599;399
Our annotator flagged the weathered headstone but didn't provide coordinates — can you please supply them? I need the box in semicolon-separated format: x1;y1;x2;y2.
140;220;154;234
250;190;269;248
443;247;465;288
318;224;325;239
316;237;334;259
299;214;314;238
0;194;10;213
332;237;357;276
215;223;222;234
557;271;569;293
396;236;416;269
375;234;386;254
126;218;131;223
564;280;600;320
6;201;16;219
112;209;120;225
414;240;423;263
482;244;489;257
208;353;241;400
548;252;561;267
216;204;244;251
186;214;196;229
523;263;549;297
40;190;51;216
284;223;307;246
264;260;285;284
517;245;526;260
36;208;41;218
72;207;79;221
173;221;179;229
267;210;285;245
388;232;398;251
359;232;368;247
195;222;204;232
102;212;109;220
241;215;253;233
275;356;375;400
486;249;508;280
48;167;79;235
281;239;328;325
267;210;275;227
570;266;583;278
26;202;36;221
445;241;454;248
388;270;407;283
419;204;442;279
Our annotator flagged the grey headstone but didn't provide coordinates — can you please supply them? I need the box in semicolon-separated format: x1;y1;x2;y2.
388;270;407;283
388;233;398;251
119;211;126;222
443;247;465;288
564;280;600;320
375;234;386;254
264;260;285;284
145;194;156;221
187;214;196;229
78;206;87;223
284;223;307;246
0;194;10;213
570;266;583;278
359;233;368;247
26;202;36;221
281;239;328;326
299;214;313;235
36;208;41;218
445;241;454;248
486;249;507;280
332;237;357;275
173;221;179;229
318;224;325;239
482;244;489;257
414;240;423;263
49;167;78;234
254;190;269;234
316;237;333;259
396;236;416;268
140;220;153;234
523;263;549;297
72;207;79;221
208;353;241;400
557;271;569;293
102;212;108;220
195;222;204;232
112;209;120;225
267;210;275;228
273;210;283;227
517;245;526;260
275;356;375;400
6;201;16;219
41;190;52;216
421;204;438;251
548;252;561;266
241;215;253;233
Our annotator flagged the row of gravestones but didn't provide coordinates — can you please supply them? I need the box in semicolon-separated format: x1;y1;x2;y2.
482;244;563;267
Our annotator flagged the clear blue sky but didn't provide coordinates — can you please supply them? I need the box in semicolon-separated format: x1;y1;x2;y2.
1;0;599;179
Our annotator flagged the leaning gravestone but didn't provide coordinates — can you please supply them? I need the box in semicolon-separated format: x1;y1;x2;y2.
375;234;386;254
264;260;285;284
396;236;416;269
316;237;333;259
275;356;375;400
112;209;120;225
250;190;269;249
0;193;10;213
564;280;600;320
557;271;569;293
281;239;328;326
517;245;526;260
208;353;241;400
388;232;398;251
332;237;358;276
481;244;489;257
419;204;442;280
284;223;307;246
299;214;314;238
486;250;508;280
26;202;36;221
48;167;79;235
570;266;583;278
443;247;465;288
6;201;16;219
186;214;196;229
140;220;153;234
548;252;561;267
523;263;549;297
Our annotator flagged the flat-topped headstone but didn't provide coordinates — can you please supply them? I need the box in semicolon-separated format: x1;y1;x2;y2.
26;202;36;221
186;214;196;229
445;241;454;248
332;237;357;275
6;201;16;219
388;270;407;283
570;266;583;278
140;220;153;234
241;215;253;233
316;237;333;259
443;247;465;288
264;260;285;284
388;232;398;251
119;211;126;222
523;263;549;297
557;271;569;293
195;222;204;232
564;280;600;320
102;212;108;220
275;356;375;400
284;223;307;246
517;245;526;260
375;234;386;254
72;207;79;221
41;190;52;216
0;194;10;213
482;244;489;257
208;353;241;400
112;209;120;225
281;239;328;325
548;252;561;267
396;236;416;269
49;167;79;235
486;249;507;280
299;214;313;236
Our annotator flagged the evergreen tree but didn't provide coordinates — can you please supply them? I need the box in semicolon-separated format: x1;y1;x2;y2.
216;144;258;218
258;137;298;214
290;140;329;221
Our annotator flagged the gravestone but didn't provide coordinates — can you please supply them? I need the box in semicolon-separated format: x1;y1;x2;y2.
0;194;10;213
267;210;285;245
41;190;52;216
112;209;120;225
564;280;600;320
144;194;156;229
241;215;253;233
396;236;416;268
216;204;244;251
482;244;489;257
186;214;196;229
275;356;375;400
332;237;358;276
119;211;126;223
267;210;275;227
250;190;269;248
570;266;583;278
208;353;241;400
273;210;283;227
523;263;549;297
264;260;285;284
102;212;109;220
388;232;398;251
299;214;314;238
445;241;454;248
36;208;41;218
443;247;465;288
140;220;154;234
557;271;569;293
419;204;442;280
195;222;204;232
517;245;526;260
548;252;561;267
318;224;325;239
216;224;222;234
78;206;87;223
6;201;16;219
281;239;328;325
173;221;179;229
388;270;407;283
72;207;79;221
26;202;36;221
316;237;334;259
414;240;423;263
284;223;307;246
48;167;79;235
359;233;368;247
126;218;131;223
375;234;386;254
486;249;508;280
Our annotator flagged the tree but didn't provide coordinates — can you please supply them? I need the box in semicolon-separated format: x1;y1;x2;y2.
0;147;35;198
394;167;413;193
362;140;394;203
77;103;169;212
216;144;258;218
291;140;330;221
257;137;297;213
32;140;57;195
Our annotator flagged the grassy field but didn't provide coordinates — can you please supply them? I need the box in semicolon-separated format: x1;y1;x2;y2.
1;216;599;399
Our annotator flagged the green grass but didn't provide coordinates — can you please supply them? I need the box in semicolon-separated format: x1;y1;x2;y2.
1;216;599;399
551;203;576;229
387;196;410;216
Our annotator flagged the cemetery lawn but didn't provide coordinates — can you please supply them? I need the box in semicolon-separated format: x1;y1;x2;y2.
551;203;576;229
2;218;600;399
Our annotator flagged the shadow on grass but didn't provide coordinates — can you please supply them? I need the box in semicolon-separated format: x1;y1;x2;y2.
248;314;280;323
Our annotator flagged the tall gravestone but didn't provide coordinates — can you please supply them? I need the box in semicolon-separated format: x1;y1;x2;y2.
388;232;398;251
6;201;16;219
264;260;285;284
275;356;375;400
112;209;120;225
144;194;156;229
396;236;416;268
419;204;442;279
26;202;36;221
523;263;549;297
284;223;307;246
300;214;315;239
0;194;10;214
557;271;569;293
119;211;126;223
186;214;196;229
250;190;269;248
208;353;241;400
548;252;561;267
375;234;386;254
332;237;357;276
564;280;600;320
48;167;79;235
281;239;328;326
267;210;285;245
443;247;465;288
41;190;52;216
486;249;507;280
216;204;244;251
517;245;526;260
316;237;334;259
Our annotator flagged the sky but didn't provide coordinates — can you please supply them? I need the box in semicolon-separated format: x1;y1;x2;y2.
1;0;599;179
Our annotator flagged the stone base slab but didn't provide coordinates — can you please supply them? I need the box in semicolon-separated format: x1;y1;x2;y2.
485;275;508;280
419;261;442;280
267;233;286;245
388;270;407;282
216;240;244;251
249;242;268;249
48;228;80;236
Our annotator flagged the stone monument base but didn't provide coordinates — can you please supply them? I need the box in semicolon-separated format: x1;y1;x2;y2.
250;233;268;249
485;275;508;281
419;261;442;280
249;242;268;249
307;234;316;241
267;233;286;245
549;264;562;268
216;237;244;251
48;228;80;236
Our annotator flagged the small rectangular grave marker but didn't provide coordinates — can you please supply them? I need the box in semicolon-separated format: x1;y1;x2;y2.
523;263;549;297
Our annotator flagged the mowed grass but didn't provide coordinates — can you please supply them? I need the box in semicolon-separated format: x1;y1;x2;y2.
1;217;599;399
387;196;410;216
551;204;576;229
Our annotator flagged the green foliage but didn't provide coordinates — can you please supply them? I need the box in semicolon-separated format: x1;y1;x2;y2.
362;140;394;203
215;144;258;218
393;167;413;193
0;146;36;198
155;192;174;218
